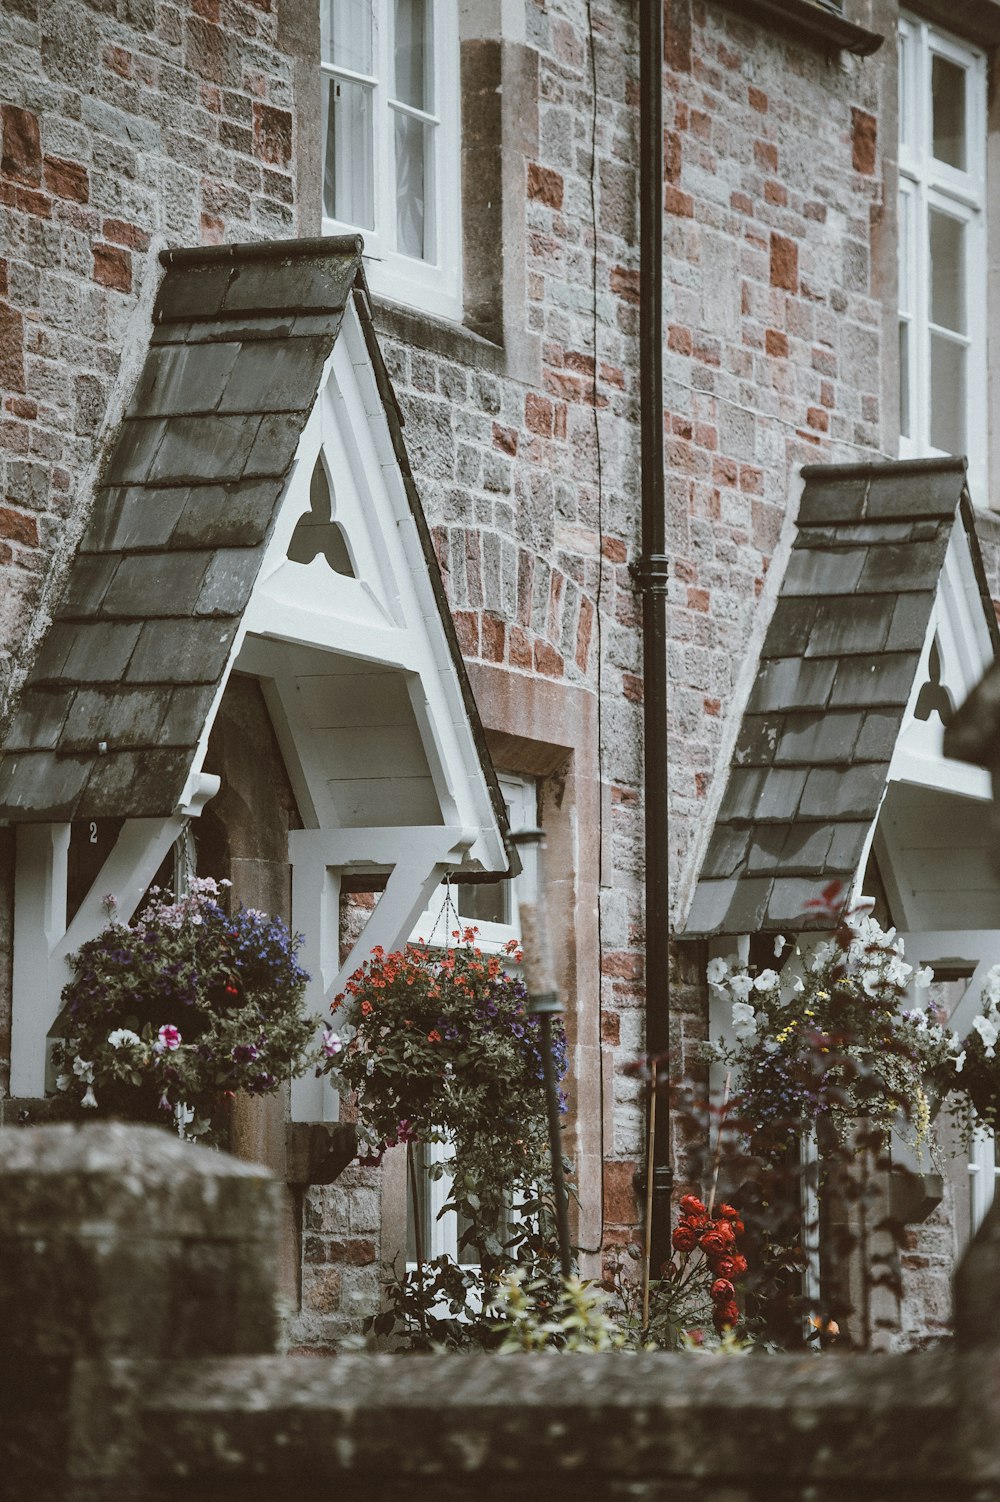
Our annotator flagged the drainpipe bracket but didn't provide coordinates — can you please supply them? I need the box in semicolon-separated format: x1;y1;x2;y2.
630;553;670;593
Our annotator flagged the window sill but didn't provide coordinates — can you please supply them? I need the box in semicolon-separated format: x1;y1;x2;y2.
370;294;506;374
719;0;883;55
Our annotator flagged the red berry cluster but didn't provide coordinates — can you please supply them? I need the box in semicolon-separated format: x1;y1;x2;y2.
671;1194;747;1332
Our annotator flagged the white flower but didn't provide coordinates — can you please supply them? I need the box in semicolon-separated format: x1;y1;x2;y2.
974;1014;999;1058
773;935;787;957
914;966;934;990
791;976;805;995
55;1074;71;1092
728;973;755;1002
321;1028;343;1058
985;966;1000;1006
731;1001;758;1042
72;1057;94;1083
955;1051;966;1074
107;1028;141;1049
861;969;882;998
886;954;913;988
754;968;780;993
808;941;837;974
81;1085;98;1109
706;956;729;986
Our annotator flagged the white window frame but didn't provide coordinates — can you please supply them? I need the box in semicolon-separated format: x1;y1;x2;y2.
969;1127;1000;1235
320;0;462;322
898;14;987;505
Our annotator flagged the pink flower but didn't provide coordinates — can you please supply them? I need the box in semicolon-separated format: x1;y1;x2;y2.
158;1024;182;1051
321;1029;343;1058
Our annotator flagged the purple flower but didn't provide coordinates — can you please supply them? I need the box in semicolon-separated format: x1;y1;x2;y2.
231;1042;260;1064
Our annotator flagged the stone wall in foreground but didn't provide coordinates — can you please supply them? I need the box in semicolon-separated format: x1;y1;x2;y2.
4;1121;1000;1502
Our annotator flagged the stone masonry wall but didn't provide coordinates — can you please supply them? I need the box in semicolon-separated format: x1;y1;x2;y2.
664;0;890;906
0;0;303;720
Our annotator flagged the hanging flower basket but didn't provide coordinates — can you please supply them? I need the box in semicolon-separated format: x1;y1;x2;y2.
50;878;316;1141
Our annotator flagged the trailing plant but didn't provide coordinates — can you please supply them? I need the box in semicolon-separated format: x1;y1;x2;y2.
51;878;315;1141
319;929;568;1267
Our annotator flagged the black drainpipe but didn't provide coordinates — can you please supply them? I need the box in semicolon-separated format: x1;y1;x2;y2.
632;0;673;1273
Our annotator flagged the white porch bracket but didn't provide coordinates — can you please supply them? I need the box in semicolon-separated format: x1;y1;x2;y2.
10;814;190;1099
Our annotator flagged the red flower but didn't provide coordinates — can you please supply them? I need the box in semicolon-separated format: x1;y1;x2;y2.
713;1300;740;1330
710;1278;735;1304
699;1224;734;1257
671;1224;698;1252
680;1194;706;1216
427;1029;443;1043
717;1204;739;1220
361;999;373;1015
728;1254;748;1277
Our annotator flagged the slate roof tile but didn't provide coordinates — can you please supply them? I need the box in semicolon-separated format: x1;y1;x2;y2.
775;710;863;765
78;749;192;819
124;618;237;684
104;419;167;486
242;412;307;478
126;342;241;419
172;481;276;549
101;551;212;618
685;456;983;935
148;413;262;486
54;555;118;619
747;658;836;714
804;595;895;657
216;336;331;413
82;486;190;553
60;687;167;754
3;687;74;751
194;548;264;616
0;752;92;821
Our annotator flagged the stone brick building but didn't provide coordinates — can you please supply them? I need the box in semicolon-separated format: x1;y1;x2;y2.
3;0;1000;1350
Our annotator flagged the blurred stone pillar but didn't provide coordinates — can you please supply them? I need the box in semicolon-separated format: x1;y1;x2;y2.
0;1121;279;1498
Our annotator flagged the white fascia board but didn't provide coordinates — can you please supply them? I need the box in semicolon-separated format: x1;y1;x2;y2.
889;519;997;797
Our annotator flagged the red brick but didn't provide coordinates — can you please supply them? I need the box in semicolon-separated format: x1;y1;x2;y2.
851;107;877;175
667;324;691;355
713;456;738;486
664;129;681;184
565;349;595;377
481;613;505;663
553;403;567;440
16;187;51;218
492;422;518;456
201;212;225;244
600;360;625;389
804;201;827;223
739;465;764;495
603;1160;640;1227
695;771;710;797
764;179;787;207
0;260;6;298
665;0;691;72
93;243;132;292
820;380;835;408
533;640;564;678
694;422;716;450
765;329;788;359
704;696;721;716
575;595;594;672
193;0;221;17
807;405;829;433
0;303;25;394
527;162;563;209
623;672;643;703
1;106;41;184
602;950;643;979
730;191;753;215
105;45;132;77
665;185;693;217
0;507;38;546
770;232;798;292
610;264;639;303
453;610;479;656
754;140;778;173
44;156;89;203
525;392;553;435
253;103;293;168
102;218;152;250
6;395;36;419
601;1011;621;1046
602;536;627;563
687;586;709;612
748;86;768;113
509;625;533;668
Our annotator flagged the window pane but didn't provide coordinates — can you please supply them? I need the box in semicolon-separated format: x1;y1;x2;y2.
394;0;429;111
929;209;965;334
930;332;966;452
932;54;966;170
899;321;911;439
323;0;374;73
456;880;509;927
898;188;911;315
394;109;427;258
323;75;374;228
